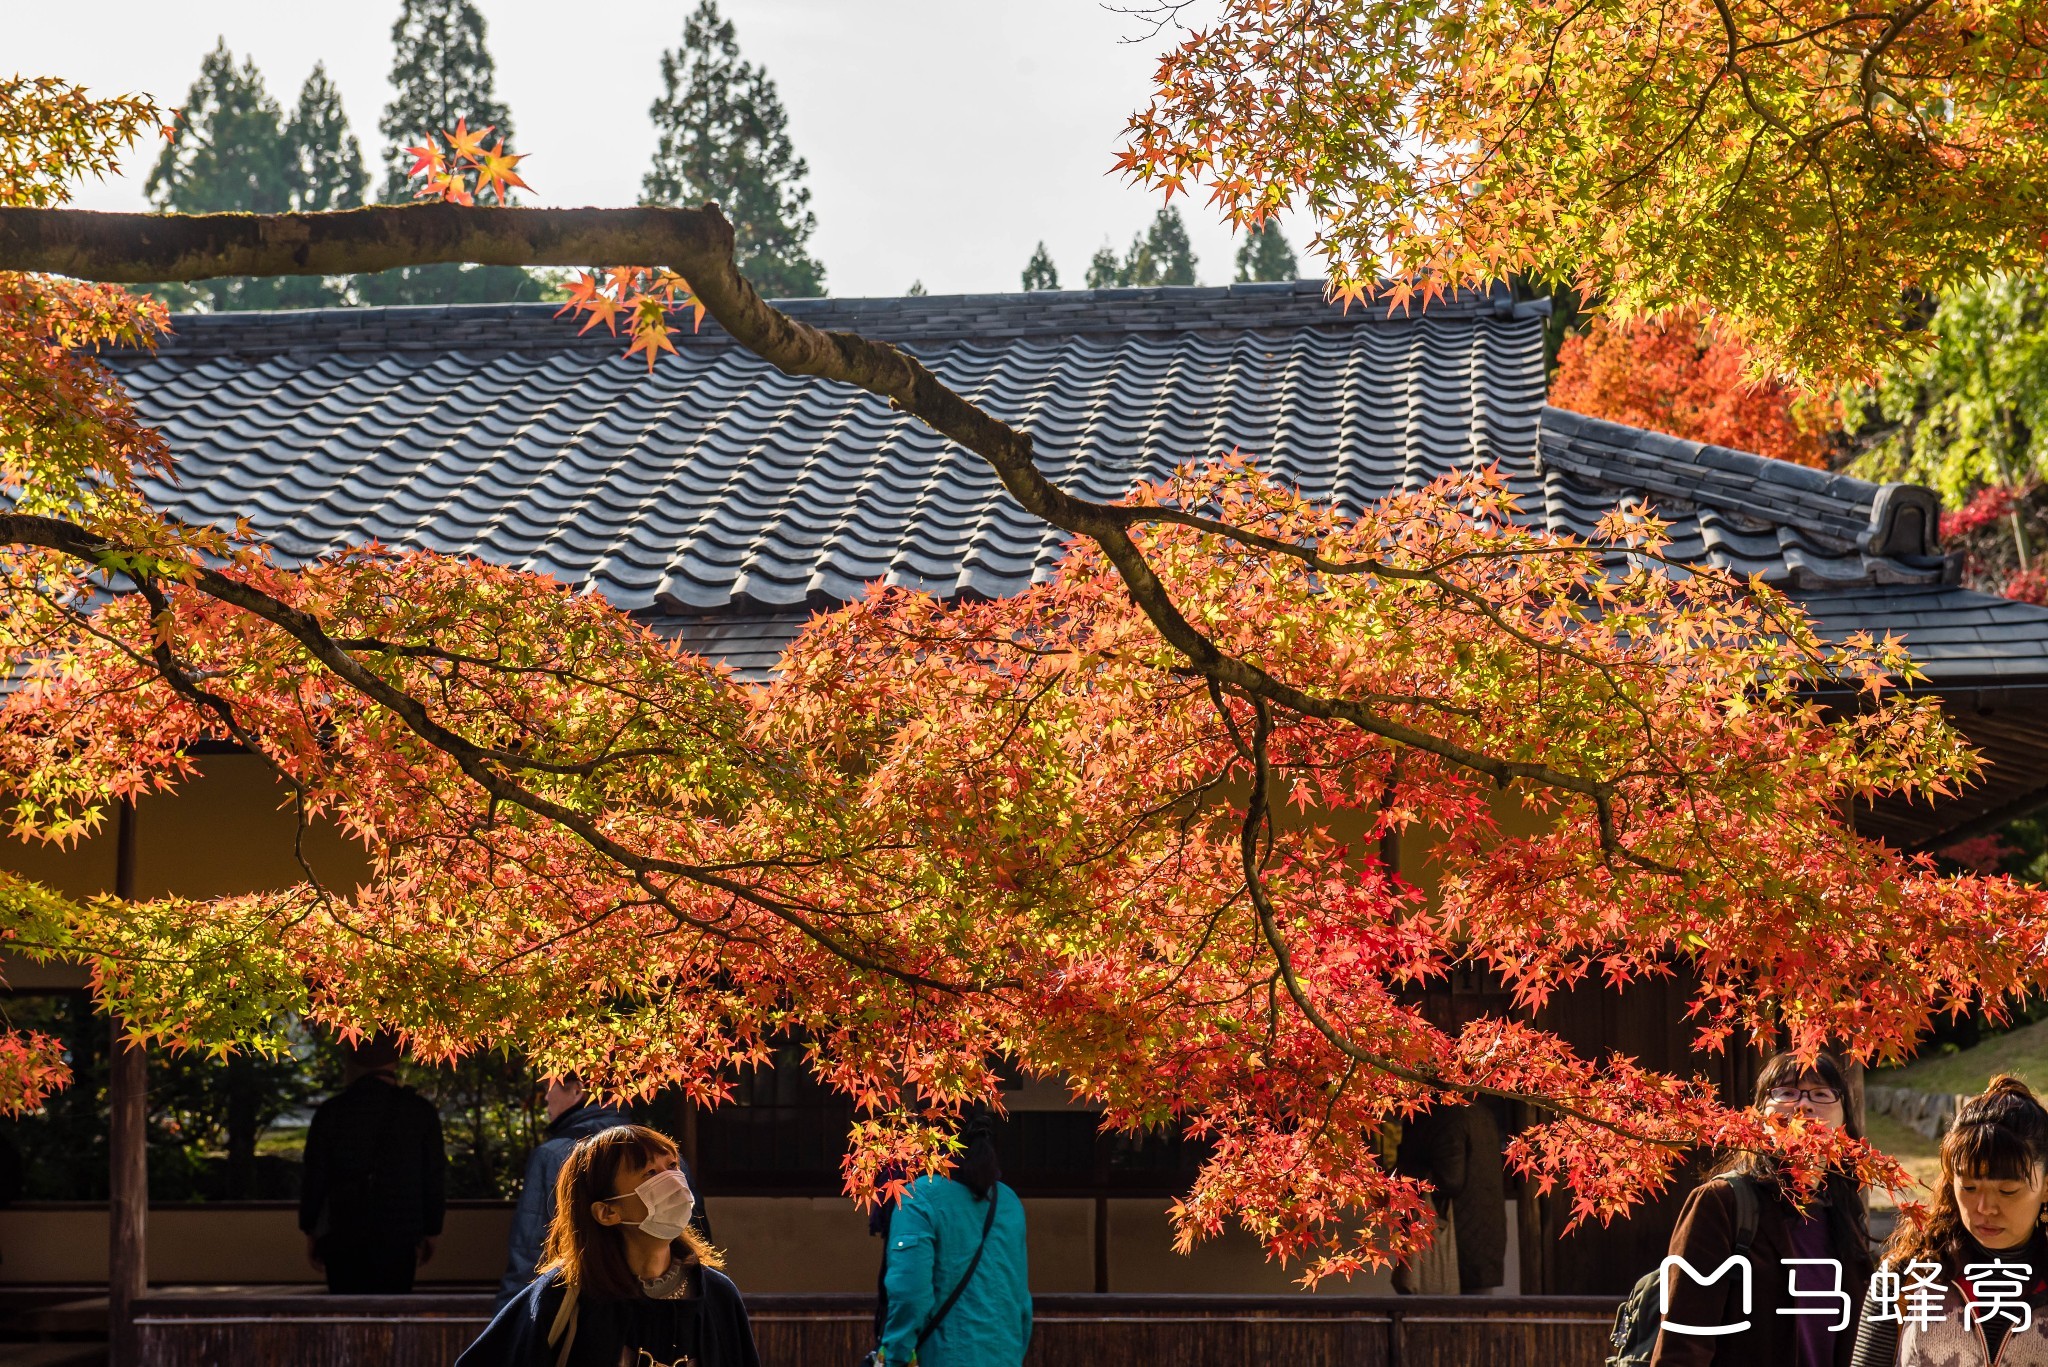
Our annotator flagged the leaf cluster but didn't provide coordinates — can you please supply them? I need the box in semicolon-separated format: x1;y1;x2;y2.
1121;0;2048;378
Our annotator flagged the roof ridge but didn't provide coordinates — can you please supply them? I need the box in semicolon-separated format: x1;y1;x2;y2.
1539;406;1944;558
126;280;1548;358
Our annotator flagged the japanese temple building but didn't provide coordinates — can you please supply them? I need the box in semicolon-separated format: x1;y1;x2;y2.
4;282;2048;1358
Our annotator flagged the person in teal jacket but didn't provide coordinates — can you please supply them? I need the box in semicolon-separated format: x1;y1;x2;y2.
878;1115;1031;1367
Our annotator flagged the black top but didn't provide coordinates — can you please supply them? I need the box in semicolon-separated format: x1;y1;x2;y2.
563;1261;703;1367
298;1073;447;1244
1394;1103;1508;1291
457;1261;760;1367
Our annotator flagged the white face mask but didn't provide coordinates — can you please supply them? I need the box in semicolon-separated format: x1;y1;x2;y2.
611;1167;695;1242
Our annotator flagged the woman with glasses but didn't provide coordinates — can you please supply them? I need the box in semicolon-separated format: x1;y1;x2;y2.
1848;1074;2048;1367
1652;1052;1873;1367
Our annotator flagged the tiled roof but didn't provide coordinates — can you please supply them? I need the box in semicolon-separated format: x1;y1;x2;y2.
103;283;2041;690
1539;409;1949;588
111;282;1551;612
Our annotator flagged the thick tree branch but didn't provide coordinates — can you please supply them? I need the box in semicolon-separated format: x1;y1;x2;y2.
0;204;736;283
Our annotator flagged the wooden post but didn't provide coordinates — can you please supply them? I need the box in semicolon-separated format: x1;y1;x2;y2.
107;799;146;1367
1092;1130;1111;1293
1092;1195;1110;1294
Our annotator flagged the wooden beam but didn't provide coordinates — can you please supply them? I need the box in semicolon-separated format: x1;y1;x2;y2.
108;798;146;1367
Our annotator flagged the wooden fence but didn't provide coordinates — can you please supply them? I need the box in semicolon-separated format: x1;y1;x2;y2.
130;1289;1623;1366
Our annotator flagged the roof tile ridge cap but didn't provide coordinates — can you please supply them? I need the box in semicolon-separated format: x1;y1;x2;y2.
1542;405;1950;560
127;279;1505;356
136;301;575;354
1541;404;1889;501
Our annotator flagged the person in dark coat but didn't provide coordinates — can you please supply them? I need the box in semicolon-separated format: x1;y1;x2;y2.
1654;1052;1873;1367
496;1076;706;1307
298;1031;447;1294
458;1124;758;1367
1395;1100;1508;1293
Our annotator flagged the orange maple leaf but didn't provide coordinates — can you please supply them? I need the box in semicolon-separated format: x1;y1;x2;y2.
625;311;679;371
473;140;529;204
403;141;445;180
420;171;473;206
573;293;626;336
444;117;493;162
556;272;602;310
1327;279;1373;314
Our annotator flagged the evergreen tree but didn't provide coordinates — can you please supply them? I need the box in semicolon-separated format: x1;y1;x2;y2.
1021;242;1060;291
905;280;928;296
147;40;294;217
1124;208;1198;287
275;65;370;309
284;65;368;212
1234;220;1299;282
642;1;826;299
360;0;536;305
1085;244;1122;290
1084;209;1200;289
144;40;296;311
375;0;513;201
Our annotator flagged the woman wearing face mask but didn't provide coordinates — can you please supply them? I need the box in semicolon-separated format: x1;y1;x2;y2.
457;1125;758;1367
1849;1075;2048;1367
1652;1052;1874;1367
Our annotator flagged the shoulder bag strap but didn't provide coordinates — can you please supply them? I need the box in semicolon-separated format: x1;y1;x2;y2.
546;1281;580;1367
914;1187;1002;1352
1713;1172;1761;1254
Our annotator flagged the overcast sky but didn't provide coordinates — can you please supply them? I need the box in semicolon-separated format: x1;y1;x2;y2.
11;0;1305;298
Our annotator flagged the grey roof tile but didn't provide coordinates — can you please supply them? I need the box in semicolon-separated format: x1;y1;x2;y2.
98;284;2048;680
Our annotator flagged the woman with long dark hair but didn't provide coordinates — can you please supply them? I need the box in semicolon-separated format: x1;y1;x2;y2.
1849;1075;2048;1366
873;1112;1031;1367
457;1124;759;1367
1653;1051;1874;1366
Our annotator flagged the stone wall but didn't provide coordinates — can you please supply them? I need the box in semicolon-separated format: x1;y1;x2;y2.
1865;1084;1970;1140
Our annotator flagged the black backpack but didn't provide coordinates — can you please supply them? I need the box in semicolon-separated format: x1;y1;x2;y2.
1606;1173;1760;1367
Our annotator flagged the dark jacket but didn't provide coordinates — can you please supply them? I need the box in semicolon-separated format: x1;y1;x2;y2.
458;1263;759;1367
1395;1103;1507;1291
496;1105;707;1306
1651;1173;1873;1367
298;1073;446;1246
497;1104;625;1304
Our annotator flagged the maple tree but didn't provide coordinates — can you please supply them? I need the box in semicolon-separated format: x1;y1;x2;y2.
4;76;2048;1283
1119;0;2048;379
1930;483;2048;603
1550;309;1837;468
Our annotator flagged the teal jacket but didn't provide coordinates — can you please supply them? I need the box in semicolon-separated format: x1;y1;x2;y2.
880;1176;1030;1367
